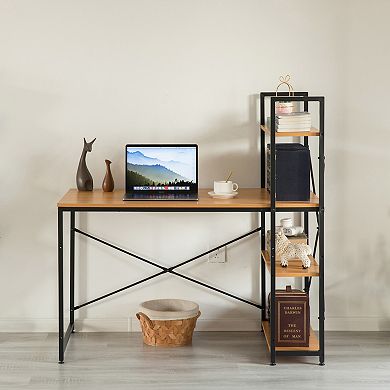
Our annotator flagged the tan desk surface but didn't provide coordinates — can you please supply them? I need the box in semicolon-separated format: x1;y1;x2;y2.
58;188;319;210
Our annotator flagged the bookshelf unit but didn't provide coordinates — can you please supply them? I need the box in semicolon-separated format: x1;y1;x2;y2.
259;92;325;365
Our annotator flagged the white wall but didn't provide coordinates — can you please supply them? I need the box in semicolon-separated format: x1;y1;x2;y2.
324;0;390;331
0;0;388;332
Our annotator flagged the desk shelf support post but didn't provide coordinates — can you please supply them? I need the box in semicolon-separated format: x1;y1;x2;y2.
58;209;75;364
260;94;266;327
303;97;310;294
270;97;276;366
70;211;75;333
260;211;266;323
319;96;325;365
58;209;64;364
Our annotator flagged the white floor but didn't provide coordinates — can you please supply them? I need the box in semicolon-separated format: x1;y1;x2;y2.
0;331;389;389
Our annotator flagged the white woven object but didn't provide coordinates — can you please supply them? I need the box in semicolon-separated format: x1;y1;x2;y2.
139;299;199;321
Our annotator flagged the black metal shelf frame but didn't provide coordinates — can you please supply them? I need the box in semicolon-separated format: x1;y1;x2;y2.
259;92;325;366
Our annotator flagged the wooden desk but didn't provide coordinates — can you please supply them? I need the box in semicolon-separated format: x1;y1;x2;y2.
57;188;320;363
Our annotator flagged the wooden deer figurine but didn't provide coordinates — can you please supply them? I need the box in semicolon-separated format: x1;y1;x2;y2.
76;138;96;191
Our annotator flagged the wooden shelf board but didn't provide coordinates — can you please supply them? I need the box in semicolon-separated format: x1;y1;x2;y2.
261;250;319;277
262;321;319;352
260;124;320;137
276;192;319;209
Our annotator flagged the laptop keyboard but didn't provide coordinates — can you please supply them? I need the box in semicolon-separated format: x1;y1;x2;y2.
124;193;198;200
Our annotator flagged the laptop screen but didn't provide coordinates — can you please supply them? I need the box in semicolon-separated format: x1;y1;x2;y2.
126;144;198;194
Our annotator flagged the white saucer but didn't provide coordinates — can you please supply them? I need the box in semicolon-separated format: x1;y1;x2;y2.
208;191;238;199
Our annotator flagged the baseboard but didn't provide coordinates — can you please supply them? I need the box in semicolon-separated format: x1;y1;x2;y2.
324;316;390;331
0;318;261;332
0;319;59;332
1;317;389;332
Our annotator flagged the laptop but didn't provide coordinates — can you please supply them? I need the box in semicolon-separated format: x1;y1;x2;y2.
123;144;199;201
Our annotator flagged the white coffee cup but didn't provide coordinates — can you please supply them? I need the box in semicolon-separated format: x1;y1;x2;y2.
214;181;239;194
280;218;293;228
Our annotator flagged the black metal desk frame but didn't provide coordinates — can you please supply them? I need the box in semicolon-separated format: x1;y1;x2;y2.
58;200;321;364
58;204;268;364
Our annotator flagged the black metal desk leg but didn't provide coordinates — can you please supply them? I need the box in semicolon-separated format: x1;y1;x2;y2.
319;209;325;365
270;210;276;366
261;212;266;323
270;97;276;366
58;209;64;364
70;211;75;333
319;97;325;366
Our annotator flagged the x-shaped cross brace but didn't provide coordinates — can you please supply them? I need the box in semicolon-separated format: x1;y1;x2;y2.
73;227;262;311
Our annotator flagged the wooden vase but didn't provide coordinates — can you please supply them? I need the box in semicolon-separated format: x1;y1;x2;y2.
102;159;114;192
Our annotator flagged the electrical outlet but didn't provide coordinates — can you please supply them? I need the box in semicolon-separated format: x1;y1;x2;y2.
208;246;226;263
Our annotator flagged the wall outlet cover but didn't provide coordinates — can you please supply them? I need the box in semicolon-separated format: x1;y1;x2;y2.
208;247;226;263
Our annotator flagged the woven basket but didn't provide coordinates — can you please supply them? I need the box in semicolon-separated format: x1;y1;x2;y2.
136;312;200;347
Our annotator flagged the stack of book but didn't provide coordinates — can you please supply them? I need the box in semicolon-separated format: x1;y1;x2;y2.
275;112;311;132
